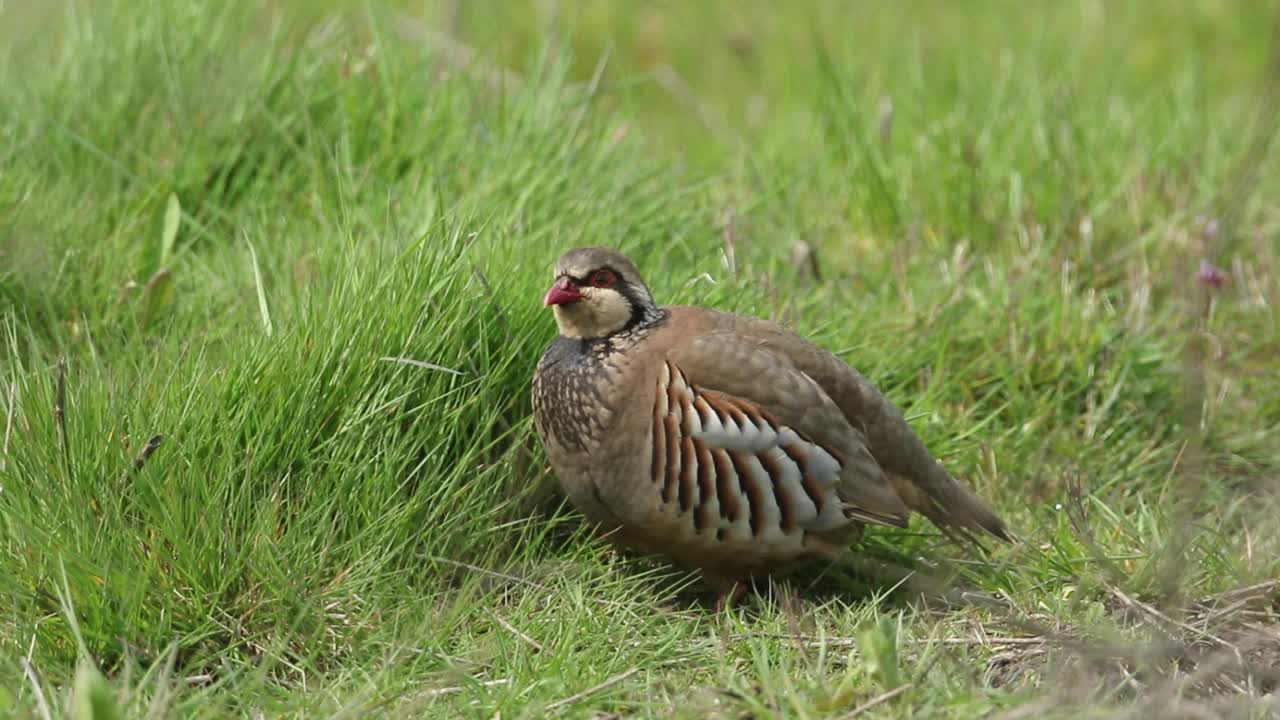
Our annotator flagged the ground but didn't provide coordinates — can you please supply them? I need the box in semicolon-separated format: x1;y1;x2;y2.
1;1;1278;718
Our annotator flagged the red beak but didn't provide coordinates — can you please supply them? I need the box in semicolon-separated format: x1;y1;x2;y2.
543;276;582;306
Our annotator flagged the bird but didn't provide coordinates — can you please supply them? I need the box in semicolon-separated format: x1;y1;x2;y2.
530;246;1011;610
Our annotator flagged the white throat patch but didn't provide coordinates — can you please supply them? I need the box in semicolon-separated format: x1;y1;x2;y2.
553;287;633;339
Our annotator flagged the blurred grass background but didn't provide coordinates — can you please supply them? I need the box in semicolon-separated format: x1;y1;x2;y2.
1;1;1278;717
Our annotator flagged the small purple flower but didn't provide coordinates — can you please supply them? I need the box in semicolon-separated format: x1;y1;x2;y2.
1198;260;1227;290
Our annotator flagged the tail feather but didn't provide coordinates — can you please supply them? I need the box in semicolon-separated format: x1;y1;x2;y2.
888;470;1013;545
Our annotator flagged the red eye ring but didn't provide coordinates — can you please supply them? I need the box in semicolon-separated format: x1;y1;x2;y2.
589;269;617;288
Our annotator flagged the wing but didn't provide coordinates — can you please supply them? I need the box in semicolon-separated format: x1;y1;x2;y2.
687;310;1012;544
662;334;911;532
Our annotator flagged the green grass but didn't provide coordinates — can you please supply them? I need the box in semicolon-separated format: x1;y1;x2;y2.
2;1;1279;717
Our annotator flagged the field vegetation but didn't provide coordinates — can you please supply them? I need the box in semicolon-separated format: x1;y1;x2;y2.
2;1;1278;717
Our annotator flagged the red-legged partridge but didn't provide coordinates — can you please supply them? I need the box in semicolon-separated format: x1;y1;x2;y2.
531;247;1010;608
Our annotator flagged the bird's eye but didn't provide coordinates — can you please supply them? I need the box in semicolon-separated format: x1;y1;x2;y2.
589;269;617;288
